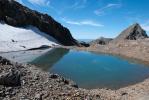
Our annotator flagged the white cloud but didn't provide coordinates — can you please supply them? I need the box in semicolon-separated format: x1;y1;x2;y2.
28;0;50;6
141;20;149;31
94;3;122;16
62;18;104;27
142;26;149;31
106;3;121;7
68;0;87;9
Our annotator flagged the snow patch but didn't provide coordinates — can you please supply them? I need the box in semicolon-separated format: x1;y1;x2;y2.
0;22;59;52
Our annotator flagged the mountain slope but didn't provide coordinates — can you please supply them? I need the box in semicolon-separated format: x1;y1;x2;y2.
90;37;113;46
0;0;79;46
0;22;58;52
115;23;148;41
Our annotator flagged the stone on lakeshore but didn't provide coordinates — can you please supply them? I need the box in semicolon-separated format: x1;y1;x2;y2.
0;69;21;87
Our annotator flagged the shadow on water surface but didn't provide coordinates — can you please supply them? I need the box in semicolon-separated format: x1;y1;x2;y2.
30;48;69;71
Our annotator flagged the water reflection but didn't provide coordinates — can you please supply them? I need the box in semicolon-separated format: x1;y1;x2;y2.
0;49;52;63
91;51;149;67
30;48;69;71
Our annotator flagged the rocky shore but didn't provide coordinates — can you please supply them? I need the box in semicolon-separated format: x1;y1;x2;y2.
74;38;149;64
0;56;101;100
1;53;149;100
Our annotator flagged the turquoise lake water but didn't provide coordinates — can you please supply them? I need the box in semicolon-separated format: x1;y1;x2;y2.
30;48;149;89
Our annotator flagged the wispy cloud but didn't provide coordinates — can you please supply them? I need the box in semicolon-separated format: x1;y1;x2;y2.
94;3;122;16
28;0;50;6
70;0;87;9
62;18;104;27
141;20;149;31
142;26;149;31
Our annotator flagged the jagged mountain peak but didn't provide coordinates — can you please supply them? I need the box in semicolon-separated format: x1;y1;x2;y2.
132;23;139;26
130;23;142;29
115;23;148;40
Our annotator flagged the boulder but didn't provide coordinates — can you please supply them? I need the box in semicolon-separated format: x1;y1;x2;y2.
80;41;90;47
0;56;12;65
0;69;21;87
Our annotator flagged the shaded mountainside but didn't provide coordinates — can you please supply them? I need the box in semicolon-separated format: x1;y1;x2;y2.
115;23;148;41
0;0;79;46
90;37;113;45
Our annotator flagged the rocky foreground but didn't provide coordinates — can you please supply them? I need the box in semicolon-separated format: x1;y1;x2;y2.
0;56;101;100
1;55;149;100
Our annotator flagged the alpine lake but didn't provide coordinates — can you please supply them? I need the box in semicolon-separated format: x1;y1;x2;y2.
29;48;149;89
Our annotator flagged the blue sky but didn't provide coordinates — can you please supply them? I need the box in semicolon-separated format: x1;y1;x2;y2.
17;0;149;39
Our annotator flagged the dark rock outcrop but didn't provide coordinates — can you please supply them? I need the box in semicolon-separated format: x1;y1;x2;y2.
115;23;148;41
0;56;12;65
90;37;113;45
80;41;90;47
0;0;79;46
0;69;21;87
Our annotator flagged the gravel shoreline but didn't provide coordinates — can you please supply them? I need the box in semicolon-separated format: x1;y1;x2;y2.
69;39;149;65
0;56;101;100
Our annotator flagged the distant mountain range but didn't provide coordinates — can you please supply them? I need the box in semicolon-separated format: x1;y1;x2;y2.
89;23;148;46
78;39;93;43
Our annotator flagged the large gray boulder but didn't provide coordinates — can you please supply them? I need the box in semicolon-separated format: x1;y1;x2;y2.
115;23;148;41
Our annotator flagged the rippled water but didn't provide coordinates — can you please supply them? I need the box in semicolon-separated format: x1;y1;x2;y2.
28;48;149;89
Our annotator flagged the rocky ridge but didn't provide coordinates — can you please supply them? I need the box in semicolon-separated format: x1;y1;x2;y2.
89;23;148;47
114;23;148;41
90;37;113;46
0;0;79;46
